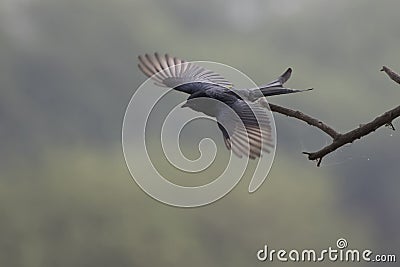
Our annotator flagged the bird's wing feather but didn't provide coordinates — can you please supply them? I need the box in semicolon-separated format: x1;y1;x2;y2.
138;53;233;94
215;100;274;159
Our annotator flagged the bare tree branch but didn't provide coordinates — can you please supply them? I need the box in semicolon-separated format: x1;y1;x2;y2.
268;66;400;166
381;65;400;84
269;104;340;139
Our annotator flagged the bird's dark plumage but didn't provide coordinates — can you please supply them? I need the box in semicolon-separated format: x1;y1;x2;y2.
138;53;311;159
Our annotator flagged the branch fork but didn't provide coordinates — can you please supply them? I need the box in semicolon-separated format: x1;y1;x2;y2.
269;66;400;166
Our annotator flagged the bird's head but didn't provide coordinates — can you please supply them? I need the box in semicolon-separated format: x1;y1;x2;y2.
181;102;190;108
181;100;198;109
181;93;202;109
181;96;214;114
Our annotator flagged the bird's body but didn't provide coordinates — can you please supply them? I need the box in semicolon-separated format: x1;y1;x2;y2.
138;53;311;159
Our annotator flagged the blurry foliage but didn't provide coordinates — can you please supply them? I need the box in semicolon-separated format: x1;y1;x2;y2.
1;148;373;266
1;0;399;266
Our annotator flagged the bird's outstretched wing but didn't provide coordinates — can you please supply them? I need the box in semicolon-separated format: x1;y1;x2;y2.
216;100;274;159
138;53;233;94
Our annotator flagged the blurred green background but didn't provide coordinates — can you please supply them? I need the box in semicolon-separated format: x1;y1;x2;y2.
1;0;399;266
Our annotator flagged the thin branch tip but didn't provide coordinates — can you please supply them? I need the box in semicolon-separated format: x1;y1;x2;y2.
381;65;400;85
269;65;400;166
385;122;396;131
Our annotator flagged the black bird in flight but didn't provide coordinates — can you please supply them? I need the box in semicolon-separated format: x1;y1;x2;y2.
138;53;312;159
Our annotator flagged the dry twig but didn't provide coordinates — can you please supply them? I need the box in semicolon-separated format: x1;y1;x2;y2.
268;66;400;166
